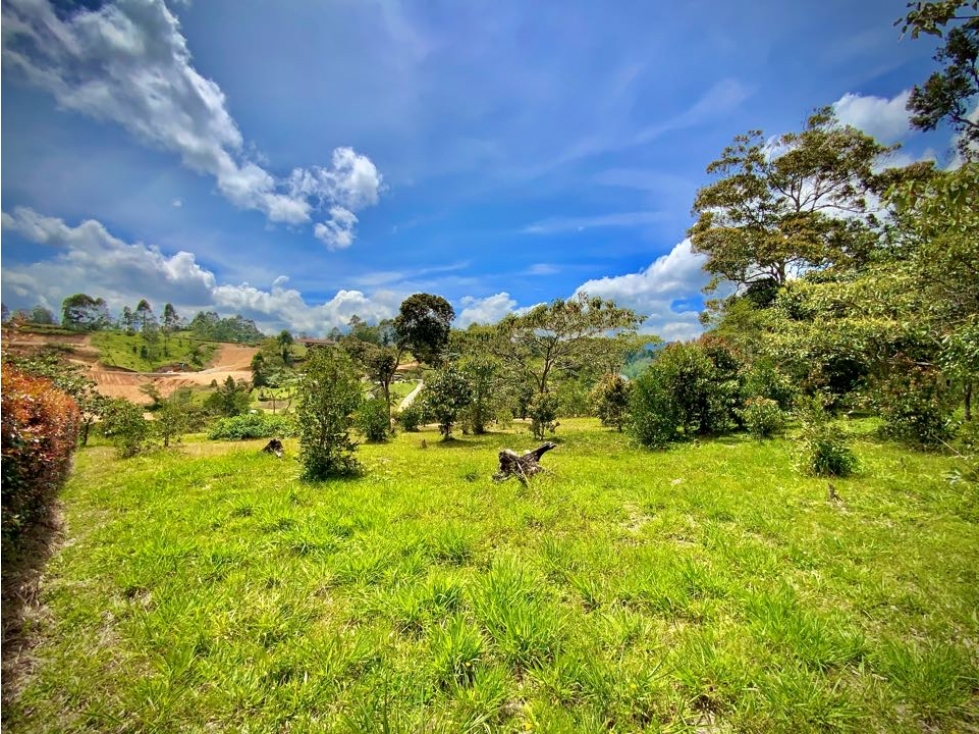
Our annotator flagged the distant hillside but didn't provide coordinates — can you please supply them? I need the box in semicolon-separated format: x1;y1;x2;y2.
90;330;218;372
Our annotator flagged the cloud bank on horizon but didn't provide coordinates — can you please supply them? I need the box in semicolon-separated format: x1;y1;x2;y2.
0;0;952;341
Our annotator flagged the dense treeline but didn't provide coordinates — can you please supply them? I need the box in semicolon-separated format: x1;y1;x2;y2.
2;296;265;346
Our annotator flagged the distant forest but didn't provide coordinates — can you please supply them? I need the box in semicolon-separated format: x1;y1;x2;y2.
1;295;266;345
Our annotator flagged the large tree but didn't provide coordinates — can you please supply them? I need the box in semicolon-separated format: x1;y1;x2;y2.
394;293;455;366
494;294;642;397
61;293;110;331
899;0;979;161
688;110;895;293
161;303;182;357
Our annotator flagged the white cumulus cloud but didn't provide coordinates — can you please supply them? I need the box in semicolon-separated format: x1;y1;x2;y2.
1;0;382;245
1;207;398;333
573;239;710;341
456;292;517;327
833;90;912;143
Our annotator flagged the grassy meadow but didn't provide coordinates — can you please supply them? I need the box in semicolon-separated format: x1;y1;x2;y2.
6;419;979;733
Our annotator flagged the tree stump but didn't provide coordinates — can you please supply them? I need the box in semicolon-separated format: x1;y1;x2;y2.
493;442;557;484
261;438;284;458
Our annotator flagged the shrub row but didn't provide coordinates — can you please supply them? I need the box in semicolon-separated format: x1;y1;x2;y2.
1;363;81;538
207;412;297;441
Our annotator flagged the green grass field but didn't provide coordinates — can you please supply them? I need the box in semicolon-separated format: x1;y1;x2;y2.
7;419;978;733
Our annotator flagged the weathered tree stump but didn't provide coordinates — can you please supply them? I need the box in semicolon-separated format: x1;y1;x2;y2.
261;438;284;458
493;442;557;484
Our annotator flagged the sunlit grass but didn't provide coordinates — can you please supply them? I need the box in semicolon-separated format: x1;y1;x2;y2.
7;418;978;732
90;330;217;371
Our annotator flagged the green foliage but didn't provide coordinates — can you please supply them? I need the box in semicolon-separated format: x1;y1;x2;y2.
101;398;150;458
297;348;362;479
797;398;858;477
207;413;297;441
203;376;252;417
689;109;894;292
658;342;740;436
742;358;797;411
1;363;81;538
154;392;191;448
356;398;392;443
91;330;215;372
875;369;955;449
188;310;265;344
590;373;631;431
422;365;472;440
553;376;592;418
61;293;110;331
277;330;294;365
395;293;455;366
395;402;425;432
739;397;786;440
459;354;500;434
494;294;643;397
900;1;978;160
628;367;681;448
527;392;560;441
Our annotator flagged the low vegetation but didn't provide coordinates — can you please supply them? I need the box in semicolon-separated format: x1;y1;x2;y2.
1;363;80;539
90;330;216;372
5;420;978;732
207;413;297;441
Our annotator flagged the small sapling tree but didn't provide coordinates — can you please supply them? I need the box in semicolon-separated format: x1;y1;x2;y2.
297;347;362;479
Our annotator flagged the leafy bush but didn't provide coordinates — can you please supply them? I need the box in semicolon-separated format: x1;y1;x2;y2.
356;398;391;442
875;370;954;449
396;402;425;432
652;342;739;437
208;413;297;441
590;373;631;431
101;398;150;458
527;392;559;441
742;358;797;411
739;397;786;440
297;348;362;480
203;375;252;417
422;366;472;440
628;368;680;449
797;398;858;477
627;341;743;447
459;355;500;434
1;363;81;538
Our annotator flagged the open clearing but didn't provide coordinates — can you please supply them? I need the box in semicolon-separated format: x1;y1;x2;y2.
5;419;978;733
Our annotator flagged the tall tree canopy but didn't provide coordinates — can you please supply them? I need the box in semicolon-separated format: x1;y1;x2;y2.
61;293;110;331
494;294;642;395
900;0;979;160
688;110;897;293
394;293;455;366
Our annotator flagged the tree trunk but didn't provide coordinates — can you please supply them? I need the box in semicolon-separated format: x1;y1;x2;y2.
965;382;973;422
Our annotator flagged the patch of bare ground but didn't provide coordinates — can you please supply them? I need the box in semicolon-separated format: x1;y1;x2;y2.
1;505;65;714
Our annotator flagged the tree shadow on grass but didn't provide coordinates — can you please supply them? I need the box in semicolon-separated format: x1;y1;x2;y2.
1;504;64;710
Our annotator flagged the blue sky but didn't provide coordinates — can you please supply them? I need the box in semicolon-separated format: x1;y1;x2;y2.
0;0;954;338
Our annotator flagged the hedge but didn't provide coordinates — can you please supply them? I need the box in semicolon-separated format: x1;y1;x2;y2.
207;412;297;441
2;363;81;538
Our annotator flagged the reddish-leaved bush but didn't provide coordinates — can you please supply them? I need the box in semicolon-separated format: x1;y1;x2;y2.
2;362;81;537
